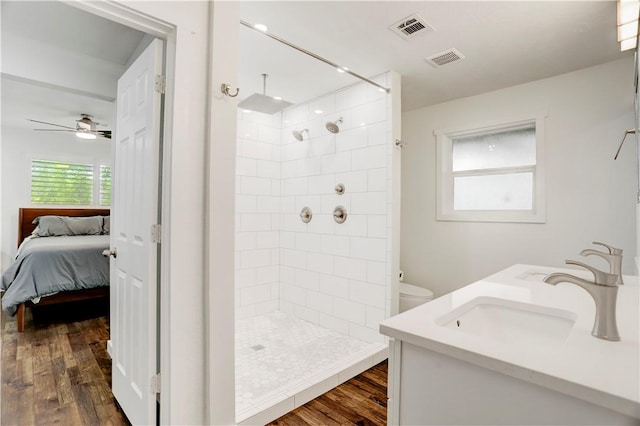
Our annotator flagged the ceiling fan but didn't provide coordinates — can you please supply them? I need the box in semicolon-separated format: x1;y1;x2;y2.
28;114;112;140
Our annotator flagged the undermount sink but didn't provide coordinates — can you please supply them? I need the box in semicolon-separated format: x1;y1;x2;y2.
436;297;577;346
516;270;549;282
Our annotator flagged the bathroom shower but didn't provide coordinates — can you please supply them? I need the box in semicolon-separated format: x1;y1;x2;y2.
292;128;309;141
325;117;343;134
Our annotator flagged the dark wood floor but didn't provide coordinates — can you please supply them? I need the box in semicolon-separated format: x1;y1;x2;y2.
2;300;388;426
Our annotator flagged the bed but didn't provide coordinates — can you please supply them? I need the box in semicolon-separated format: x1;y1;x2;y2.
1;208;111;332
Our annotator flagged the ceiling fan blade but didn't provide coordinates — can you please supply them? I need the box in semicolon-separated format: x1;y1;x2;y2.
27;119;76;130
33;129;75;132
96;130;112;139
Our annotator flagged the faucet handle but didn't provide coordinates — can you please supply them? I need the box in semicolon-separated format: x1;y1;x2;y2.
592;241;623;255
565;260;618;286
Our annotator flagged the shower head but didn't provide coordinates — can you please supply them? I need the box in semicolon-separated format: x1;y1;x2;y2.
237;73;293;114
292;128;309;141
325;117;343;134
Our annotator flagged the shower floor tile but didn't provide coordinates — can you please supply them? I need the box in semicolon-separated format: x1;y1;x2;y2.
236;311;383;422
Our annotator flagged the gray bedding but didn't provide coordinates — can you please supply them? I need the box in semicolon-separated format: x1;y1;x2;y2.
1;235;110;315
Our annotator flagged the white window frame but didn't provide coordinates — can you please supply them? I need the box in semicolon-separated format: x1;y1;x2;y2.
28;156;112;207
435;116;546;223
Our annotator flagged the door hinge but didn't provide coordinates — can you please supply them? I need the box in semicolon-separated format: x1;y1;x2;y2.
154;74;166;94
151;224;162;244
150;373;161;394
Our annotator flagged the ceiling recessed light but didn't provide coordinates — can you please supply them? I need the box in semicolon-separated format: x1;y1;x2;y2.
314;109;323;114
273;96;282;100
254;24;268;32
243;109;252;113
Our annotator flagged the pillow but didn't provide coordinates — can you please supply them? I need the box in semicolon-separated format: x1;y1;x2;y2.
34;215;103;237
102;216;110;234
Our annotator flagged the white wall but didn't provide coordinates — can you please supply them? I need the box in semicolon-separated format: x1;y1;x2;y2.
401;57;637;297
0;127;111;268
234;73;398;345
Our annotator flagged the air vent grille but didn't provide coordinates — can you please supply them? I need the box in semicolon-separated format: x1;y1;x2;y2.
425;48;465;67
389;14;434;40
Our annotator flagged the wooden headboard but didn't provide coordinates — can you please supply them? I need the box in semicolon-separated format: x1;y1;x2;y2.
18;208;110;247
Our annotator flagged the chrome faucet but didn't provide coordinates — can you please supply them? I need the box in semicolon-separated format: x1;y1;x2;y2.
580;241;624;285
543;260;620;341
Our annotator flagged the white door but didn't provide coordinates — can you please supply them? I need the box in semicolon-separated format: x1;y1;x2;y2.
109;38;163;426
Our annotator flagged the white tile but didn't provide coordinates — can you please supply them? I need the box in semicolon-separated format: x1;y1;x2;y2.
295;157;323;177
320;234;350;257
281;248;307;268
282;141;309;161
256;231;279;249
307;95;336;119
281;161;297;179
257;160;280;179
281;283;306;305
309;135;336;156
305;290;333;314
280;266;295;284
240;176;272;195
283;177;308;195
281;213;307;232
333;297;366;325
294;305;319;324
349;280;385;308
306;214;335;235
280;231;295;249
253;299;279;316
307;253;334;274
271;248;280;265
368;168;387;191
283;104;308;125
236;195;257;213
366;305;387;329
240;249;272;269
321;152;352;174
272;145;282;162
240;284;272;306
366;261;386;285
350;236;386;261
236;232;257;250
295;233;321;252
333;256;367;281
367;122;387;146
351;145;387;170
352;99;386;126
271;180;281;196
334;214;367;237
280;196;296;214
236;268;256;288
308;174;336;195
294;268;320;290
317;313;349;334
238;119;259;140
293;373;340;408
255;265;280;284
336;84;368;110
336;126;368;152
257;196;280;214
367;216;386;238
335;170;368;193
350;192;386;214
319;274;349;298
236;157;257;176
337;353;374;382
239;214;272;232
279;300;294;315
241;139;273;160
348;323;385;344
258;124;281;145
271;214;280;230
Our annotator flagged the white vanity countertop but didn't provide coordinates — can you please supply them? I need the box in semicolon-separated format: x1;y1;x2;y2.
380;264;640;419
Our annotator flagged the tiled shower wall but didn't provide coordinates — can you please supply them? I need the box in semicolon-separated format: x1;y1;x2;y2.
236;73;395;344
235;112;282;319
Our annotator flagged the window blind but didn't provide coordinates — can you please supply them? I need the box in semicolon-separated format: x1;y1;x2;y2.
31;159;94;205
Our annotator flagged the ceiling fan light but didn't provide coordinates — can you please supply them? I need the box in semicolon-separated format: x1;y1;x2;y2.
76;131;97;140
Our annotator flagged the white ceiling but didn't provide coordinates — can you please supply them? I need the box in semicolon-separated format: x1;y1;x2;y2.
0;0;631;133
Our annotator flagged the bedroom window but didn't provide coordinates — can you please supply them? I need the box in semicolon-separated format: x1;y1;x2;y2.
435;117;546;223
30;159;111;207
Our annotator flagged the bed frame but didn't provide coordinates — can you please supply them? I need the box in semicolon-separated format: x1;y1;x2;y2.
15;208;111;332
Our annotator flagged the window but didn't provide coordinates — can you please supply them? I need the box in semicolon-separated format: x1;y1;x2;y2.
31;159;111;206
436;117;545;223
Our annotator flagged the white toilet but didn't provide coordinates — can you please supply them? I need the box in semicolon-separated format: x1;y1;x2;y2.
399;272;434;313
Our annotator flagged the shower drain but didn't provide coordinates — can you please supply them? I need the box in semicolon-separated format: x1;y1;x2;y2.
251;344;265;351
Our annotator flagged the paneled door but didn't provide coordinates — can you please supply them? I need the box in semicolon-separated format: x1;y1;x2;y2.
109;38;163;425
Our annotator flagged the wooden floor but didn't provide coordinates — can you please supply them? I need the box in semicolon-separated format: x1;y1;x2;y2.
2;300;388;426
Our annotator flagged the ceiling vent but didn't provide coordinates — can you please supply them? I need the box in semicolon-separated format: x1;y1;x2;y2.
425;48;465;68
389;14;434;40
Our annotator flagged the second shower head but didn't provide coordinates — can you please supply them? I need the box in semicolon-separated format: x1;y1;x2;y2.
326;117;343;134
292;128;309;141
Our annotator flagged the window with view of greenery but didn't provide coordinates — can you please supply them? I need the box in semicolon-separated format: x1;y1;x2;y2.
31;159;111;206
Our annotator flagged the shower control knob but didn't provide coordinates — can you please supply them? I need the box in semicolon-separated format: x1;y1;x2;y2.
333;206;347;224
300;207;312;223
335;183;345;195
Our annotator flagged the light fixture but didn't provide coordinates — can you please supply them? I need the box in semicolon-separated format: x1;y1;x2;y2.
617;0;639;51
76;131;97;140
273;96;282;100
314;109;323;114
